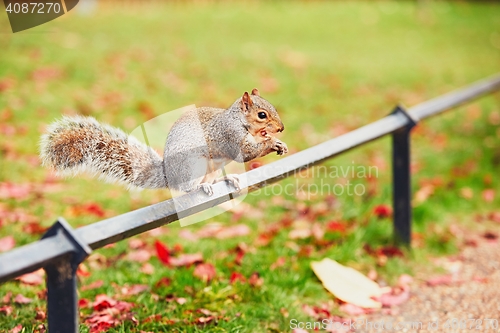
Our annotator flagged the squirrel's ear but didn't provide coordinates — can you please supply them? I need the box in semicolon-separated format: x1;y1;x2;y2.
251;88;260;96
241;91;253;112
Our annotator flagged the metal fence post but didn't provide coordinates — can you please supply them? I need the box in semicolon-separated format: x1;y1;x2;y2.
42;218;92;333
391;105;418;246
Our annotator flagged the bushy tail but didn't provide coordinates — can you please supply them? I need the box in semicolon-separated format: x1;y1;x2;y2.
39;116;167;189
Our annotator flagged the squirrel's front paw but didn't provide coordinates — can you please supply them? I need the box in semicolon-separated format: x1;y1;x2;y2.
273;140;288;156
197;183;214;196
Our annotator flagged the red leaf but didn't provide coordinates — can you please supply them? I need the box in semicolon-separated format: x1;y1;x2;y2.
23;222;48;235
373;204;392;218
193;263;216;282
93;294;116;311
0;236;15;252
229;272;246;284
169;253;203;267
83;203;106;217
326;221;346;233
14;294;33;304
155;241;171;265
78;298;90;308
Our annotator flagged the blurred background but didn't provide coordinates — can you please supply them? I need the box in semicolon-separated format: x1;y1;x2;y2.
0;1;499;331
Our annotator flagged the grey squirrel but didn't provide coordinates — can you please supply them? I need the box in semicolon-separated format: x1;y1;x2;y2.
39;89;288;196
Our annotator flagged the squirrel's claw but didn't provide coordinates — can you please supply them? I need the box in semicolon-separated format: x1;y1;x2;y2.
224;174;241;191
215;174;241;191
198;183;214;196
274;139;288;156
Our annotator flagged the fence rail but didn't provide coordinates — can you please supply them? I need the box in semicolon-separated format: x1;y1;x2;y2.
1;74;500;333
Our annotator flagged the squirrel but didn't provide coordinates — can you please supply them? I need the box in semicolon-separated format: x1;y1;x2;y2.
39;89;288;196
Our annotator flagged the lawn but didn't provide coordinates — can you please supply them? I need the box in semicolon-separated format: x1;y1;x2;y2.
0;1;499;332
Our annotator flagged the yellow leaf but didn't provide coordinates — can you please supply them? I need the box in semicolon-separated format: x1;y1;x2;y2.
311;258;383;308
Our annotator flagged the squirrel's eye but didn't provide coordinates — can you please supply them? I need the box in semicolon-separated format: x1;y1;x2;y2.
258;112;267;119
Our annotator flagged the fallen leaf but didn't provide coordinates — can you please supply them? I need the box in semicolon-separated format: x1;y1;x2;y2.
377;287;410;307
311;258;383;308
178;230;199;241
81;280;104;291
215;225;251;239
0;305;12;316
154;277;171;288
229;272;246;284
0;183;31;200
339;303;369;316
14;294;33;304
93;294;116;311
270;257;286;270
482;189;495;202
326;221;346;233
140;263;155;275
248;272;264;287
79;299;90;308
193;263;216;282
35;310;46;320
10;324;22;333
373;205;392;218
128;239;145;249
127;249;151;263
0;236;15;252
426;274;455;286
120;284;148;296
155;240;171;265
17;269;44;286
170;253;203;267
414;184;435;203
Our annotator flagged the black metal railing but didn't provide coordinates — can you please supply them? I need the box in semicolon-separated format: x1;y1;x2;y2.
1;74;500;333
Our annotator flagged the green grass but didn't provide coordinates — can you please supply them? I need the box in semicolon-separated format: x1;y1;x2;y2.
1;1;500;332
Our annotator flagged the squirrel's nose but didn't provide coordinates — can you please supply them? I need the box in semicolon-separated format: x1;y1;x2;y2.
279;123;284;132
